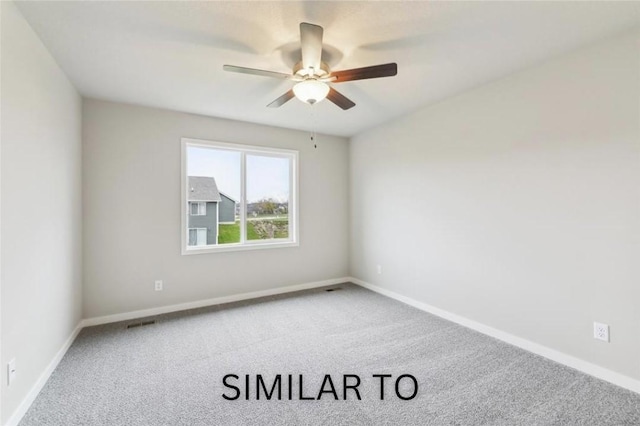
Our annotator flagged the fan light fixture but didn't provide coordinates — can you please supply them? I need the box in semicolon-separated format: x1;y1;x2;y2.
224;22;398;110
293;79;329;105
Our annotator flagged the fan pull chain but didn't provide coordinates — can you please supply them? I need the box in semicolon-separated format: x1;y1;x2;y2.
310;106;318;149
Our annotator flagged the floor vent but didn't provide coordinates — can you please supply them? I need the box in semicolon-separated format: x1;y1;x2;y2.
126;320;156;329
325;288;342;292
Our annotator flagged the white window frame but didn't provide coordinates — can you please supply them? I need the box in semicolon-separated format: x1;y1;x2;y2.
181;137;299;255
190;202;206;216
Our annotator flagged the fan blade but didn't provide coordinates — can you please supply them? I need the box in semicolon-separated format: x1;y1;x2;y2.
300;22;323;73
267;90;295;108
223;65;291;79
331;63;397;83
326;87;355;110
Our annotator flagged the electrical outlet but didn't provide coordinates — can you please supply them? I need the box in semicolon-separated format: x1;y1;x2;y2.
154;280;163;291
593;322;609;342
376;265;382;275
7;359;16;386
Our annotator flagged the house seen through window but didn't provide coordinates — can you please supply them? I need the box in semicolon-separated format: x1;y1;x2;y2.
190;202;206;216
188;228;207;246
182;138;298;253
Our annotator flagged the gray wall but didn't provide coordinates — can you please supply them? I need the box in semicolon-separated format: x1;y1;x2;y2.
82;99;349;318
187;202;218;245
350;30;640;381
219;194;236;224
1;2;83;423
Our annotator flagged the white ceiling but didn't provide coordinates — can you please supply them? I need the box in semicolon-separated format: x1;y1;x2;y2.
16;1;639;137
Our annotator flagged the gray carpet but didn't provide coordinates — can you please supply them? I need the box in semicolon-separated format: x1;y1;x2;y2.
20;283;640;425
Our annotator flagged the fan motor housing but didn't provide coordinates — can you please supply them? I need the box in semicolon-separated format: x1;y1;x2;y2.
293;61;331;79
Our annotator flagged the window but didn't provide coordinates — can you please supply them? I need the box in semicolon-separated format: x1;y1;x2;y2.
182;138;298;254
190;202;206;216
188;228;207;246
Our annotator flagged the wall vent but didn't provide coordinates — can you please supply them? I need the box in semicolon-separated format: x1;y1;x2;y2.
126;320;156;329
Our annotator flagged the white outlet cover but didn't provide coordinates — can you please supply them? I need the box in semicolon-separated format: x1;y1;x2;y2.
7;358;16;386
593;322;609;342
154;280;163;291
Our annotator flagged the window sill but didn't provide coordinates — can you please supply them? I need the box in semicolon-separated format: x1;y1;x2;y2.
182;240;299;255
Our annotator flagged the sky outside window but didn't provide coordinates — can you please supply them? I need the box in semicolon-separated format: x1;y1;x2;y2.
188;147;289;203
246;155;289;203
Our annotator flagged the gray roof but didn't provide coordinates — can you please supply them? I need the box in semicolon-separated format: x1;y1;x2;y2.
219;191;238;203
188;176;221;202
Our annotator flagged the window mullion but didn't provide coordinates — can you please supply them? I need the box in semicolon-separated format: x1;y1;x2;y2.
240;151;246;244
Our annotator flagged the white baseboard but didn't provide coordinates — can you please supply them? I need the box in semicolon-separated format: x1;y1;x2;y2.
15;276;635;426
350;277;640;395
5;322;83;426
82;277;349;327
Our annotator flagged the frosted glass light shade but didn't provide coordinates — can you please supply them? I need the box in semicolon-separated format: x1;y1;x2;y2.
293;80;330;105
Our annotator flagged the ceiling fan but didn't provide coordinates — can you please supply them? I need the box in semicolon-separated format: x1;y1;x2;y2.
223;22;397;110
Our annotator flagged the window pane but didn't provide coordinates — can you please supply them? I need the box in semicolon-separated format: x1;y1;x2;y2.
197;228;207;245
246;154;290;241
187;146;241;245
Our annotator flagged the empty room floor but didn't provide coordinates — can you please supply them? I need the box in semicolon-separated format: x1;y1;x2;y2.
20;284;640;425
